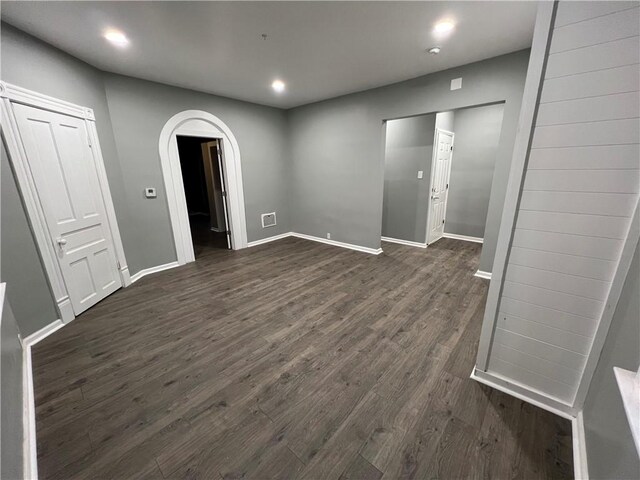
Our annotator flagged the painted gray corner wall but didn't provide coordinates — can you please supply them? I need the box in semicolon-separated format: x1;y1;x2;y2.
103;73;291;273
382;115;436;243
0;293;24;480
445;103;505;239
0;23;128;334
1;144;58;336
2;22;527;286
583;241;639;480
1;23;290;279
288;49;530;272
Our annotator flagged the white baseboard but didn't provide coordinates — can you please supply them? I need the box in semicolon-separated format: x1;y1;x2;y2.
474;270;492;280
472;368;588;478
120;265;132;287
471;367;575;419
443;232;484;244
248;232;382;255
57;297;75;324
21;318;65;478
572;411;590;480
381;236;427;249
130;261;180;283
247;232;293;247
291;232;382;255
23;343;38;480
23;319;64;348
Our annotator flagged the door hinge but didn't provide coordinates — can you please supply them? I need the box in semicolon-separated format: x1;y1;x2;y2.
116;260;121;269
226;230;231;235
87;135;92;148
442;219;445;224
450;145;453;151
446;183;449;189
221;191;227;198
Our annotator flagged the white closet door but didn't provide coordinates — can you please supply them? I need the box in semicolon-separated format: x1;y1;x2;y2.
13;103;122;314
428;130;454;244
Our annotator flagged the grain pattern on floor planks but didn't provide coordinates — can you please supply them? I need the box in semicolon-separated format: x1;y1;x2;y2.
33;237;573;479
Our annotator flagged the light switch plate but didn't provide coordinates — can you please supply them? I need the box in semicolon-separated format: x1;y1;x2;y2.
144;187;157;198
417;170;424;179
450;77;462;90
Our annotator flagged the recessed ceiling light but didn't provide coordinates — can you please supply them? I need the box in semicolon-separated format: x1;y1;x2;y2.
272;80;286;93
103;29;129;47
434;21;455;34
427;46;441;55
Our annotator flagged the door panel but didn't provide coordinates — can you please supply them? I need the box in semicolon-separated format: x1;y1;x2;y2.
13;104;122;314
428;130;454;244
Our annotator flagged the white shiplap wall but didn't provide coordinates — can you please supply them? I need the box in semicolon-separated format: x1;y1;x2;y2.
486;1;640;405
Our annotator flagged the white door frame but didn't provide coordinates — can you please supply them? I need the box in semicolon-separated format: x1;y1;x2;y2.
425;128;455;245
0;81;131;323
158;110;247;265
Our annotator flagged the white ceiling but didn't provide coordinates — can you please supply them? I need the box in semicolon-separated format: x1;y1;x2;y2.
2;1;537;109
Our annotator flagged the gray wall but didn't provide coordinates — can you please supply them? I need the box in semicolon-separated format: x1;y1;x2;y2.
1;144;58;337
288;50;530;272
103;74;291;273
446;103;504;239
1;24;529;338
0;293;24;480
1;23;291;300
382;114;436;243
583;241;639;480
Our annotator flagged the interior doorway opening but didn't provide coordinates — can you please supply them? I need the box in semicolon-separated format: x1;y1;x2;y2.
381;102;505;254
159;110;248;266
176;135;231;257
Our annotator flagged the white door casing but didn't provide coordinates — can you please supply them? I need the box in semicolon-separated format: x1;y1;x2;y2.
0;81;130;323
159;110;247;265
427;129;455;245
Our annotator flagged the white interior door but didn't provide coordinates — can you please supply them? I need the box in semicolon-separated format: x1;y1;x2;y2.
215;140;232;249
13;103;122;315
201;140;227;233
427;129;454;244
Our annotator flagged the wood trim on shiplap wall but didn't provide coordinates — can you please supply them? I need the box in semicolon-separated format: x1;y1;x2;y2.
477;0;640;410
475;1;558;373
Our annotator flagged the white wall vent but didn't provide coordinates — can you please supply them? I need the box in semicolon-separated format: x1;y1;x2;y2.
261;212;277;228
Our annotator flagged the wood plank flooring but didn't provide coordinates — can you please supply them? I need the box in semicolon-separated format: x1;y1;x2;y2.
33;237;573;479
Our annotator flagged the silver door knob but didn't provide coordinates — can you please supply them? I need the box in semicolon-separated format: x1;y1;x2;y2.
57;238;67;246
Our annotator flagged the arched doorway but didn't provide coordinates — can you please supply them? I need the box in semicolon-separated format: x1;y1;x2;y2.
158;110;247;264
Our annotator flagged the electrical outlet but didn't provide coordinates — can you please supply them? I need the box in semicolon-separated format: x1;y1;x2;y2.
327;233;331;240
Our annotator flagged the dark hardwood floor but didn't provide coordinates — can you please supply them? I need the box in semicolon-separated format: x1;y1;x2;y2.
33;237;573;479
189;214;229;256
